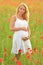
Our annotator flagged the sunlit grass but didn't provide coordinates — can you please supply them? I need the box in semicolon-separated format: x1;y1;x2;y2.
0;0;43;65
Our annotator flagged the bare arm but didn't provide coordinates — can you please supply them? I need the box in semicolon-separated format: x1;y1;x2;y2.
10;15;21;31
27;26;31;37
9;15;28;31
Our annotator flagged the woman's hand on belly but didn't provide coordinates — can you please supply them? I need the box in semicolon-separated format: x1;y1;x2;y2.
20;27;28;31
22;36;30;41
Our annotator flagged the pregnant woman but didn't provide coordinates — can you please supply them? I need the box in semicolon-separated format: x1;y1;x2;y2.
10;3;32;64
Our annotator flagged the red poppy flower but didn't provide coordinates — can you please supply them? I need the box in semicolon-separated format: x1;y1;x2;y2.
4;48;7;52
12;57;15;61
26;53;31;60
33;47;38;55
40;36;43;39
0;58;4;62
16;60;22;65
18;49;22;53
4;52;7;57
8;35;12;39
42;46;43;48
26;52;31;59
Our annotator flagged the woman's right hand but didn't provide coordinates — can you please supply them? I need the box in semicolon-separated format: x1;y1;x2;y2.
20;27;28;31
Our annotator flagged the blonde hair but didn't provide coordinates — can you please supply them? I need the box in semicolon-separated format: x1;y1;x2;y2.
16;3;30;21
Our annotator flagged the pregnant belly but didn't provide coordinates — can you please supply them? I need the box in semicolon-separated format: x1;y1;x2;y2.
14;30;28;38
22;31;28;37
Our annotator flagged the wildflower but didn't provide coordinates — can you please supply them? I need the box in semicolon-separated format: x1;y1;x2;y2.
33;47;38;55
12;57;15;61
40;36;43;39
18;49;22;53
8;35;12;38
4;48;7;52
4;52;7;57
16;60;22;65
0;58;4;62
26;52;31;59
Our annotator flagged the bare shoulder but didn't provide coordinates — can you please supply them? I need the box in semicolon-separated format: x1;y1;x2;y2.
24;20;28;24
11;14;16;22
10;15;16;28
12;15;16;18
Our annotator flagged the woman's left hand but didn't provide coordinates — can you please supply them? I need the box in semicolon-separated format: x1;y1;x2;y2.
22;36;30;41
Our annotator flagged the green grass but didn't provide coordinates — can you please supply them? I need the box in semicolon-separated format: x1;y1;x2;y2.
0;1;43;65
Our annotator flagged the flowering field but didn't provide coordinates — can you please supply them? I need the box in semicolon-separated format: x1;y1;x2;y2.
0;0;43;65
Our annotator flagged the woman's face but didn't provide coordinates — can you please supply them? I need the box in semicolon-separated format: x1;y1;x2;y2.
18;5;26;15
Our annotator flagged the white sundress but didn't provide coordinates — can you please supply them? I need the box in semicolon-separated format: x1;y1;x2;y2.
11;17;32;55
